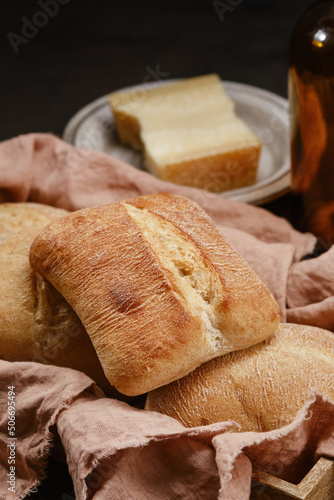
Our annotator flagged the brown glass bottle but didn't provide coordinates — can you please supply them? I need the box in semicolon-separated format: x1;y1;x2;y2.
289;0;334;248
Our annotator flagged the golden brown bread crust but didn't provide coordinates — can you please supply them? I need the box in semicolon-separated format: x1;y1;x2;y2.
29;193;280;396
145;323;334;432
0;202;121;398
0;202;68;243
127;193;280;347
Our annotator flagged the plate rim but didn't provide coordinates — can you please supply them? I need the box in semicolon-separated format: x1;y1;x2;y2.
62;80;291;205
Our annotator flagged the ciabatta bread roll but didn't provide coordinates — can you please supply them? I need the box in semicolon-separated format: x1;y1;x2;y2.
0;202;68;244
0;203;119;398
145;323;334;432
29;193;280;396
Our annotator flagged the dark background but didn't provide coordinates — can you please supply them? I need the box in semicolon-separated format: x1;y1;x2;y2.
1;0;314;142
0;1;315;498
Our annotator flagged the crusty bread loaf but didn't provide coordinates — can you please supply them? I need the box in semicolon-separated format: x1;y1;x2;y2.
0;202;68;244
0;202;121;398
29;193;280;396
109;74;262;192
145;323;334;432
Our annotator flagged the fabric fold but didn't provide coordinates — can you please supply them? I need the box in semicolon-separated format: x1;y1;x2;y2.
212;394;334;499
2;360;333;500
0;360;103;500
287;246;334;329
0;133;315;259
0;133;334;500
57;393;233;500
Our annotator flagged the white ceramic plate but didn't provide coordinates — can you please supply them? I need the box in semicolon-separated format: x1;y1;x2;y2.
63;80;291;205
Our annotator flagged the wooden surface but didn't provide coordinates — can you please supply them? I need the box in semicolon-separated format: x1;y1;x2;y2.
251;458;334;500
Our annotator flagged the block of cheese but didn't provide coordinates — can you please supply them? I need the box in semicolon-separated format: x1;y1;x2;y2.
109;74;262;192
29;193;280;396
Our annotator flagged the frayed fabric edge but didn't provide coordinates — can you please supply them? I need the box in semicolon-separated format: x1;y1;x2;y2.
78;419;239;499
17;381;102;500
216;392;330;499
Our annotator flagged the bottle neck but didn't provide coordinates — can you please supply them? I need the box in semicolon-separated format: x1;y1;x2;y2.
290;0;334;75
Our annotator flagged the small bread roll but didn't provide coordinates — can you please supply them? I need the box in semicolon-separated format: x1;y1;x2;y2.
0;202;119;398
145;323;334;432
29;193;280;396
0;202;68;243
